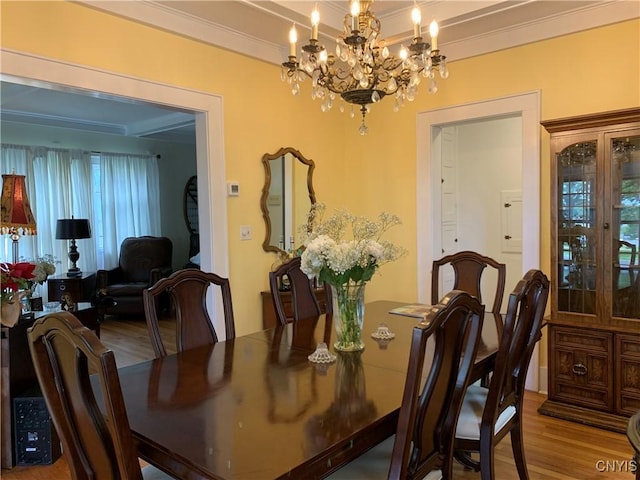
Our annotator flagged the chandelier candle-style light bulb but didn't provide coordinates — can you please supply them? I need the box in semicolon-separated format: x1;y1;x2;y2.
280;1;448;134
311;8;320;41
412;6;422;38
289;25;297;57
350;1;359;32
430;20;439;50
399;46;408;61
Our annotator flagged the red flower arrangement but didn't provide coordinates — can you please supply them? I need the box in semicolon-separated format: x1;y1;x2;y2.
1;262;36;303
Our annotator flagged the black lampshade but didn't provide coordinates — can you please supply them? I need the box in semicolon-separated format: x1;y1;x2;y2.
55;219;91;240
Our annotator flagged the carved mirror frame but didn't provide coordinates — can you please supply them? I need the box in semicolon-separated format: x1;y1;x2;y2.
261;147;316;254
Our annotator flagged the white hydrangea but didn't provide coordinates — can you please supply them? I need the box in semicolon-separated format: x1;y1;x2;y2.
299;204;406;286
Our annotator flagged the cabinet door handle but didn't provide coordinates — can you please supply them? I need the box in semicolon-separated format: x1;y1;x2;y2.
60;284;67;291
572;363;588;376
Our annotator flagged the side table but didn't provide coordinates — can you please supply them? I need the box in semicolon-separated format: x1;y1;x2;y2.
34;302;103;337
47;272;96;304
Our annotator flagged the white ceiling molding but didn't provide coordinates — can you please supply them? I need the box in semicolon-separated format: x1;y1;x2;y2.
85;0;286;65
126;112;195;137
443;1;640;62
1;108;127;135
83;0;640;67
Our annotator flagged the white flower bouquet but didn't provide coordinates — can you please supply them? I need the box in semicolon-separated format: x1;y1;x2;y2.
299;204;406;351
300;203;406;286
30;254;59;285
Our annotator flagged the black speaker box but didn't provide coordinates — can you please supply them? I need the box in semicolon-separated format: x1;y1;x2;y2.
13;387;61;466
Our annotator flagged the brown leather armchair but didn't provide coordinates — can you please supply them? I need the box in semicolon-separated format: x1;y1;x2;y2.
96;236;173;316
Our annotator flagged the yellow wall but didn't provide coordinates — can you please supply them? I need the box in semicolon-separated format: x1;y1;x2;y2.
2;2;639;337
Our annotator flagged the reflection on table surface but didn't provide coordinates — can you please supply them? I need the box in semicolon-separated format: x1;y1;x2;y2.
118;300;498;480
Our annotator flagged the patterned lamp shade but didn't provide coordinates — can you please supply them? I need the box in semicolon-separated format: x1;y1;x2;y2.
0;174;37;236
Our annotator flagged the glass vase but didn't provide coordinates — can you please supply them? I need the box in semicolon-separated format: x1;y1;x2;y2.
330;282;366;352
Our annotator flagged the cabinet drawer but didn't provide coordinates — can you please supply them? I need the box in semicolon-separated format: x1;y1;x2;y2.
552;327;610;352
48;280;82;301
47;273;96;303
549;326;613;411
616;334;640;416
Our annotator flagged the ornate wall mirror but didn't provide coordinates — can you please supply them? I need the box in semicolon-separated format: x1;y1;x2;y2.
261;147;316;254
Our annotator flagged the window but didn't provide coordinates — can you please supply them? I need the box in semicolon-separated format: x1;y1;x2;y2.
1;145;160;272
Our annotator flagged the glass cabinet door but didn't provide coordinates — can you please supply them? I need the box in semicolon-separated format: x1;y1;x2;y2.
556;140;598;315
609;131;640;319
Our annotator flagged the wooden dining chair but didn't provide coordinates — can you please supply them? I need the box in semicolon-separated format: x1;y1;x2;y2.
431;250;506;338
269;256;326;325
326;290;486;480
453;269;549;480
27;311;173;480
143;268;235;358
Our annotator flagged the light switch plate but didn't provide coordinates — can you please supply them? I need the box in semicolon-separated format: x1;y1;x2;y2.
240;225;251;240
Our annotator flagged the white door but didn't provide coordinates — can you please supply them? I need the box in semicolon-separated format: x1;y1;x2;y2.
440;126;458;295
501;190;523;254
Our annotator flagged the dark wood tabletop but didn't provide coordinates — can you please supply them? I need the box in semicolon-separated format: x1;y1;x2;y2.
118;300;499;480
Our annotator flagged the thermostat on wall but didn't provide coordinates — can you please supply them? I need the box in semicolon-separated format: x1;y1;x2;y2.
227;182;240;196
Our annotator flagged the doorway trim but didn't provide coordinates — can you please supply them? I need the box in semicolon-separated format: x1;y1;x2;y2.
416;91;540;298
416;91;541;387
0;48;230;333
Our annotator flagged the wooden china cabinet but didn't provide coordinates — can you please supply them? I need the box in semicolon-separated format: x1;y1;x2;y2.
539;108;640;433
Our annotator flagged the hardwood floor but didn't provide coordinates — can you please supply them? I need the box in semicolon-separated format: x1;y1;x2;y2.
1;315;636;480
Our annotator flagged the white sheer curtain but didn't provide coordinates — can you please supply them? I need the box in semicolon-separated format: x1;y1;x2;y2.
100;152;161;268
1;145;95;274
1;144;160;274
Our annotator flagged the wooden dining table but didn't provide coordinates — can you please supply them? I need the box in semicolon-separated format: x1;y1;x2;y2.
117;300;500;480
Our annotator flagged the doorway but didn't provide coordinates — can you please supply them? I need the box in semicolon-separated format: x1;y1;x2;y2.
1;49;230;336
416;91;541;388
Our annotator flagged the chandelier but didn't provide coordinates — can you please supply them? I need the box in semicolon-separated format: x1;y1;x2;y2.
281;1;448;135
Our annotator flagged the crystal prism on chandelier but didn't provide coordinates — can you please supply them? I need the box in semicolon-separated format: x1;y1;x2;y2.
281;1;448;135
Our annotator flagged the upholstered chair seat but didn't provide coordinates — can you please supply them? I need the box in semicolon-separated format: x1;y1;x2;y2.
454;384;516;440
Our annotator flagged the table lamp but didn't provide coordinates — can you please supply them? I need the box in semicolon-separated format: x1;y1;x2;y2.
0;174;37;263
56;218;91;277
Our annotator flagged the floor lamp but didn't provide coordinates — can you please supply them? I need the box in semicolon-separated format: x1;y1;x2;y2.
55;218;92;277
0;174;37;264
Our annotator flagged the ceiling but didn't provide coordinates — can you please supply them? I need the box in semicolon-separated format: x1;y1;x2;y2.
1;1;637;141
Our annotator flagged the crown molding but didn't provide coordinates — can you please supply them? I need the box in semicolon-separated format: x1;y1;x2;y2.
443;1;640;62
82;1;639;67
83;0;285;65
